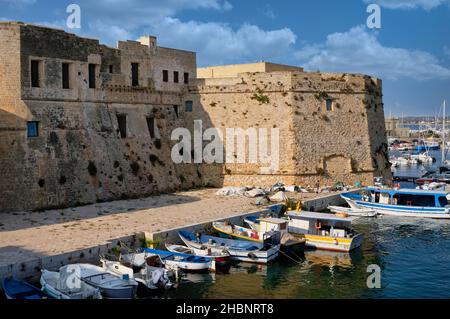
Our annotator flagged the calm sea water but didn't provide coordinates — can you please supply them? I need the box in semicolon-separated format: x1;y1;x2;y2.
156;149;450;299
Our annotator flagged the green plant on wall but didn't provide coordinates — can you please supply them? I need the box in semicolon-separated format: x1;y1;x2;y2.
314;91;329;101
111;245;122;255
251;87;270;104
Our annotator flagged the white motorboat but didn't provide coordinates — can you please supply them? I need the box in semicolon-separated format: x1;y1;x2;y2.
76;264;138;299
40;266;102;299
327;205;378;217
101;258;173;290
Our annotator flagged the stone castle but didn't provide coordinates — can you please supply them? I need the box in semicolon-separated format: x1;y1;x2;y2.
0;22;391;212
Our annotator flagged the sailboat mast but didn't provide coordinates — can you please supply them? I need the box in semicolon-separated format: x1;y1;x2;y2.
442;100;446;165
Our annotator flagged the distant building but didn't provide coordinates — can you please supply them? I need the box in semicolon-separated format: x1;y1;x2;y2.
385;118;410;138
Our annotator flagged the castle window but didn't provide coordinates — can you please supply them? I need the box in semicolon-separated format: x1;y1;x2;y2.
146;117;156;139
88;64;96;89
174;71;179;83
109;65;114;74
30;60;41;88
184;72;189;84
163;70;169;82
185;101;193;112
131;63;139;87
326;99;333;111
62;63;70;89
117;114;127;138
27;121;39;138
173;105;179;118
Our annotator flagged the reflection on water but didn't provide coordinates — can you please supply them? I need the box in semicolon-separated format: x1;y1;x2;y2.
157;215;450;299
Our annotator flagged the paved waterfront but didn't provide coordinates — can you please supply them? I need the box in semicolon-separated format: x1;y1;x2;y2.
0;188;330;267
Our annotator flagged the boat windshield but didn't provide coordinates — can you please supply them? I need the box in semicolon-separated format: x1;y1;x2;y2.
438;196;448;207
392;193;435;207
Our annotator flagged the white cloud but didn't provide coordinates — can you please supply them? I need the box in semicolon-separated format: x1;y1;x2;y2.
64;1;297;66
363;0;450;10
297;26;450;80
150;17;297;66
87;20;132;45
79;0;232;27
0;0;36;7
444;46;450;58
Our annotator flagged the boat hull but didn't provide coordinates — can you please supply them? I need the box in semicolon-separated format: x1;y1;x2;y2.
289;231;363;252
342;196;450;219
328;206;378;217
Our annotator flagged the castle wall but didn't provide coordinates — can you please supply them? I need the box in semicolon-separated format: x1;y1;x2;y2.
0;23;203;212
189;71;391;188
0;22;391;212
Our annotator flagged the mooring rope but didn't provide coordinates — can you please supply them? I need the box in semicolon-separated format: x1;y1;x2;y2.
277;249;303;265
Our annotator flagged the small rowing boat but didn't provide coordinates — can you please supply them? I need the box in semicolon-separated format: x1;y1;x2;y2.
212;221;279;244
2;277;53;300
179;230;279;264
327;205;378;217
165;244;230;267
143;248;214;272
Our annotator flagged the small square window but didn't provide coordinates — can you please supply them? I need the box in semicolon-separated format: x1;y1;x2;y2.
27;121;39;138
326;99;333;111
185;101;193;112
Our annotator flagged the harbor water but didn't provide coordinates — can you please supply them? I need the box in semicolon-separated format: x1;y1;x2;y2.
155;148;450;299
156;216;450;299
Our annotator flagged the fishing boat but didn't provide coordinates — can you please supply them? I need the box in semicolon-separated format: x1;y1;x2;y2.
212;221;279;244
2;277;53;300
76;264;138;299
165;244;230;267
178;230;280;264
241;216;306;251
40;266;102;299
341;187;450;219
287;211;363;252
143;248;214;272
101;258;173;290
327;205;378;217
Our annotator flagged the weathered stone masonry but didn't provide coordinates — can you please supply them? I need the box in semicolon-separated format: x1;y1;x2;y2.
0;22;391;212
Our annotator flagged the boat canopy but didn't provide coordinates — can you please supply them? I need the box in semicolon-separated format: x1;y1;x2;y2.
287;211;356;223
365;186;449;197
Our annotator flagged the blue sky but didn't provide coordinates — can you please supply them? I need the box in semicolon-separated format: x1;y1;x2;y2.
1;0;449;116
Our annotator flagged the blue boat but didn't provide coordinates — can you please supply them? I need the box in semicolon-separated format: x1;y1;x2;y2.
142;248;213;272
341;187;450;219
178;230;280;264
2;277;53;300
